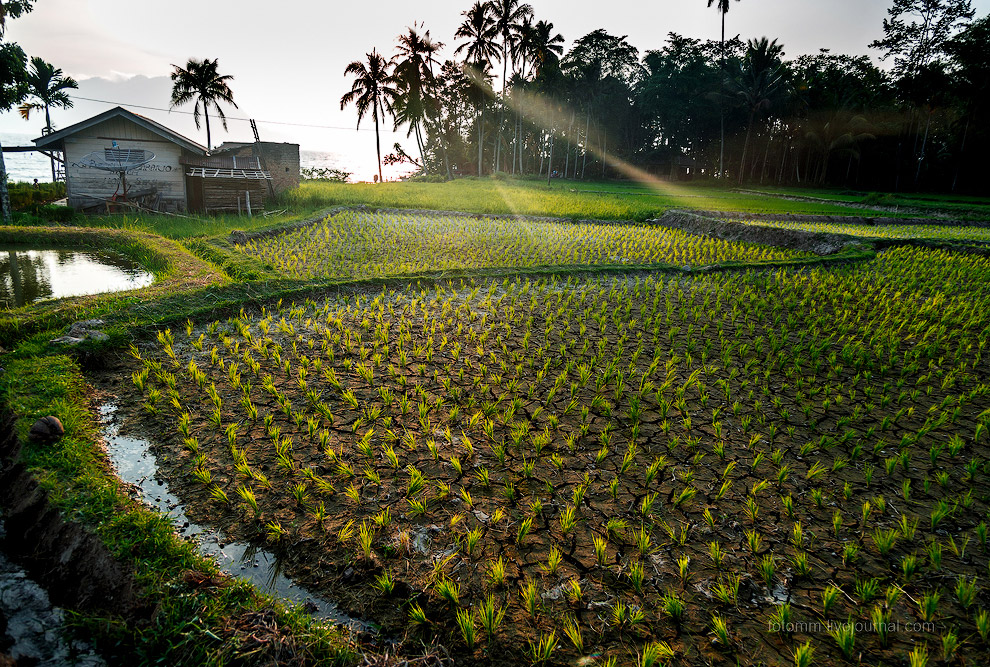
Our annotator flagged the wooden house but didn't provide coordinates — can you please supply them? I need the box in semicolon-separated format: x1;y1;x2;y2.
33;106;298;214
33;106;208;213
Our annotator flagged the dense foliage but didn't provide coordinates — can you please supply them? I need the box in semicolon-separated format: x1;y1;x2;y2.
360;0;988;193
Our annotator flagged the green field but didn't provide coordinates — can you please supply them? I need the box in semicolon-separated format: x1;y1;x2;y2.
1;180;989;666
734;218;990;242
235;209;810;280
283;179;891;222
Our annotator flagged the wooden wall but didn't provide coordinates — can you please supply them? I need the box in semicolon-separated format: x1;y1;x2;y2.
63;117;191;212
198;178;269;213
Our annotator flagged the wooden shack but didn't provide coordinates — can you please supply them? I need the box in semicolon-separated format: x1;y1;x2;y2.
33;106;208;213
33;106;300;214
181;154;273;214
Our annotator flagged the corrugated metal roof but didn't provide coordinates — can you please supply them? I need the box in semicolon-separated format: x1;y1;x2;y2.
33;106;208;155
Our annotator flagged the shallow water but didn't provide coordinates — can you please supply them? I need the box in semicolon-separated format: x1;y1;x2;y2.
98;403;372;631
0;246;154;309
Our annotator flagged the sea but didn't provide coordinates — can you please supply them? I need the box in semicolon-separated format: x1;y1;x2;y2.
1;132;357;184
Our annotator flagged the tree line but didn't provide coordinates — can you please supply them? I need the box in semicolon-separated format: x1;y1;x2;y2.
340;0;989;193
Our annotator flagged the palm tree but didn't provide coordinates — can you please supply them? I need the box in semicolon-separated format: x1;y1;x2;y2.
455;1;500;175
393;24;443;173
18;57;77;181
169;58;237;150
341;49;399;183
707;0;740;179
529;20;565;78
732;37;788;184
489;0;533;171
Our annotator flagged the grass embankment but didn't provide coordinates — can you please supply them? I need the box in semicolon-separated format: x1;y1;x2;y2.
0;225;227;355
0;355;354;665
736;218;990;243
743;186;990;219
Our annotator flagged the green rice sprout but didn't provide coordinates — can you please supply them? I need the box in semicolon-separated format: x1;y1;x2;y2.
455;607;476;650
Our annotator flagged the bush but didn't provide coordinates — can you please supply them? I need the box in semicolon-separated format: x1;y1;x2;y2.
301;167;351;182
6;181;66;210
33;204;76;223
408;174;448;183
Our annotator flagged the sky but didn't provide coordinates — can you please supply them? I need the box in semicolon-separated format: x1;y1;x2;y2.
3;0;988;181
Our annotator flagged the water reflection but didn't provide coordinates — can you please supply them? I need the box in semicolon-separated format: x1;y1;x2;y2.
98;402;372;630
0;245;155;308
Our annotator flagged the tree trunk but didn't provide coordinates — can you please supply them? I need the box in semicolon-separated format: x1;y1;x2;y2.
602;133;607;179
582;112;591;179
563;113;574;179
415;121;427;172
204;102;212;151
495;45;508;172
777;137;788;186
478;106;484;176
952;114;970;193
546;131;554;186
374;106;383;183
45;105;57;182
539;130;545;176
718;10;726;180
738;110;755;186
0;136;12;223
915;106;932;186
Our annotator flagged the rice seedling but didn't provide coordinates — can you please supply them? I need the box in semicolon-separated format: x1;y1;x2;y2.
821;585;840;617
520;579;539;618
710;613;730;646
455;608;476;650
908;644;929;667
373;570;395;595
525;631;558;665
408;603;429;630
435;578;460;608
792;641;815;667
639;641;674;667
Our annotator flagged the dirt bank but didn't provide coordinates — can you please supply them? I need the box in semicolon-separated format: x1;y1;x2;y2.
0;414;139;617
653;210;857;255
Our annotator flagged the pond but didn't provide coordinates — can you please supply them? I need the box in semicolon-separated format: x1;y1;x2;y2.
0;245;155;309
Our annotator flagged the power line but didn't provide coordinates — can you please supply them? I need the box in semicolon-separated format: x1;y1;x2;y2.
72;95;377;132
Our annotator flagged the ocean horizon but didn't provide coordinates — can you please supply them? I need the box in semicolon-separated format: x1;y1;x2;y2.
1;132;373;184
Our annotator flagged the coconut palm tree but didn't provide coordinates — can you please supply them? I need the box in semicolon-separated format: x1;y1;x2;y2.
169;58;237;150
341;49;399;183
455;1;500;175
529;20;565;77
489;0;533;171
18;57;77;181
731;37;788;184
393;24;443;172
707;0;741;179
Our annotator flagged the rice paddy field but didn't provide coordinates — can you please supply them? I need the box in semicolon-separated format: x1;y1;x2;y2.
235;210;811;279
122;238;990;666
733;218;990;243
4;181;990;667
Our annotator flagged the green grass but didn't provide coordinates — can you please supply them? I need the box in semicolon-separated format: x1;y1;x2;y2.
746;186;990;218
284;178;890;220
11;206;328;240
